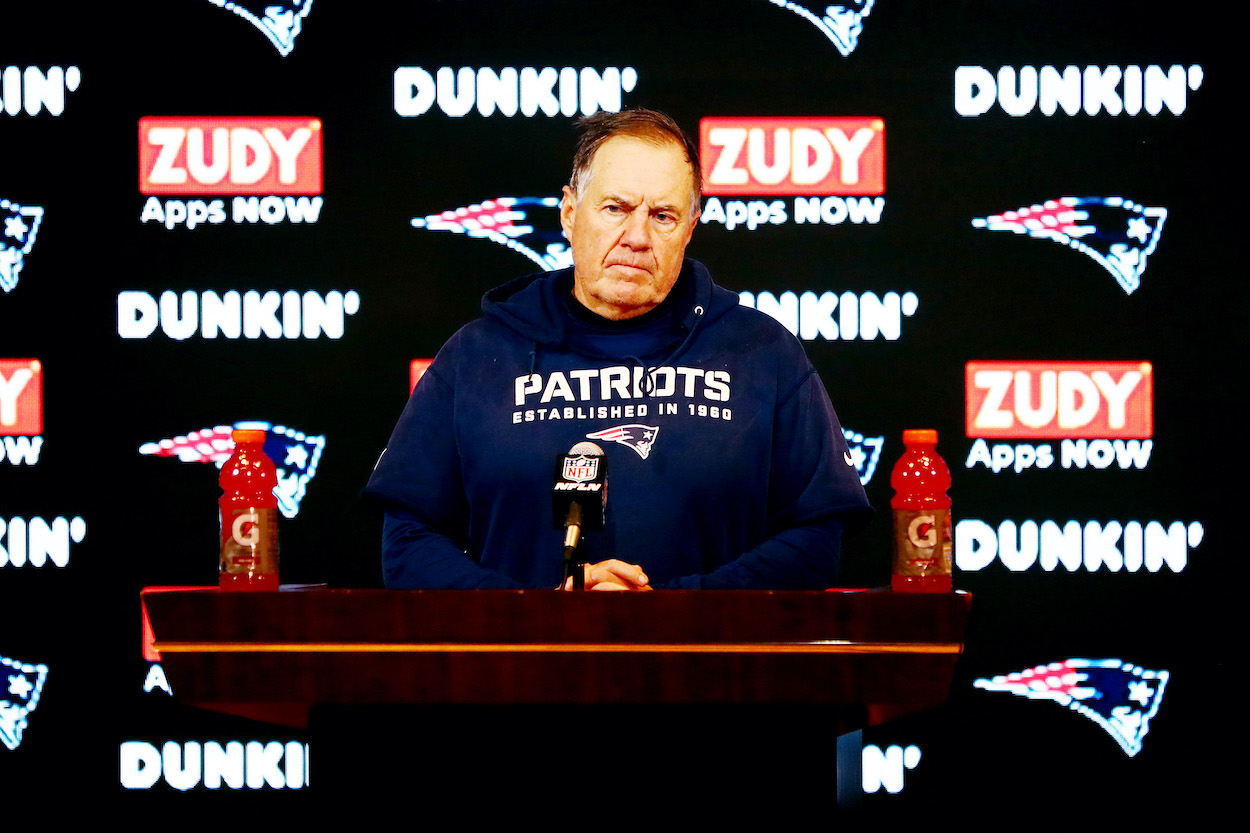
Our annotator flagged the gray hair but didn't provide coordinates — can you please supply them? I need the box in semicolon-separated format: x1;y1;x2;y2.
568;109;702;218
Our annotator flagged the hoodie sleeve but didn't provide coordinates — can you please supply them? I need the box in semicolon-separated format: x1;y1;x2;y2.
659;365;873;589
381;507;524;589
362;358;525;589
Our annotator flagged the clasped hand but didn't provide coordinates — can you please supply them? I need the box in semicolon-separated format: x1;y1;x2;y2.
560;559;651;591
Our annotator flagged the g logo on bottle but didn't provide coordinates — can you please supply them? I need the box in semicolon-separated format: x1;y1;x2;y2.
907;515;936;548
232;512;260;547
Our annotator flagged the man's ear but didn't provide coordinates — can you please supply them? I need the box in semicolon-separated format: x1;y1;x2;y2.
683;209;700;245
559;185;577;239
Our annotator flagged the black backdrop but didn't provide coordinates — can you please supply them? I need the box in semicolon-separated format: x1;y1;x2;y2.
0;0;1234;812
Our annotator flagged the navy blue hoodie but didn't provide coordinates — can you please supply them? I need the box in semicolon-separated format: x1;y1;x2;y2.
364;259;871;589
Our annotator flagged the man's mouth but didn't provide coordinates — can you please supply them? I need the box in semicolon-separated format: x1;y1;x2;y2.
606;261;651;274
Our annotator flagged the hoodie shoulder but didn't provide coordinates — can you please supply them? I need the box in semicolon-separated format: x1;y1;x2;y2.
704;276;806;349
479;268;570;345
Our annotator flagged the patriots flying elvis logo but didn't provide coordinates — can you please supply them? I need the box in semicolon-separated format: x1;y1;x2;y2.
844;428;883;485
763;0;875;56
972;197;1167;295
411;197;572;272
974;658;1168;757
587;424;659;460
1;199;44;294
139;420;324;518
2;653;48;751
203;0;314;56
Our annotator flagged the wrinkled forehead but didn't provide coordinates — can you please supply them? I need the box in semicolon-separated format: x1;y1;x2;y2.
585;136;697;203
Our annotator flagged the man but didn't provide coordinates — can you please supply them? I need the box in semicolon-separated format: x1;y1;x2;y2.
364;109;871;589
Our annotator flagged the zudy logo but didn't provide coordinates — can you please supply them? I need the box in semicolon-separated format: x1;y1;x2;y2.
975;659;1167;756
139;117;323;229
762;1;875;56
702;117;884;196
139;421;324;518
411;197;570;272
1;359;42;466
699;117;885;231
971;197;1166;295
966;361;1154;474
967;362;1152;440
1;653;47;750
1;199;43;294
202;0;314;56
0;359;41;435
410;359;433;393
140;117;322;196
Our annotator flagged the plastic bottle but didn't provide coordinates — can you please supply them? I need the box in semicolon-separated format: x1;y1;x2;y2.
219;429;279;590
890;429;952;592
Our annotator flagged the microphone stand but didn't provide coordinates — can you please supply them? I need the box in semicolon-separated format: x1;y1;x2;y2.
561;502;585;590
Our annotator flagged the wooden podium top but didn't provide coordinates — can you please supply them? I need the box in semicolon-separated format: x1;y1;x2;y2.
142;587;971;728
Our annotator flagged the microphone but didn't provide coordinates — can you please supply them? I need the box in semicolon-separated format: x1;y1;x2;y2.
553;441;608;589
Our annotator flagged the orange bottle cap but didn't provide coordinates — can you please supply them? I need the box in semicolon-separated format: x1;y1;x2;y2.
903;429;938;445
231;429;267;444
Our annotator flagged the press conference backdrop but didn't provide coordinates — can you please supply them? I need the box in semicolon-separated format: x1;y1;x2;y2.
0;0;1232;810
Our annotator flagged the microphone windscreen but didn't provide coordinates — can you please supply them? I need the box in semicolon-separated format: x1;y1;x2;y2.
567;441;604;456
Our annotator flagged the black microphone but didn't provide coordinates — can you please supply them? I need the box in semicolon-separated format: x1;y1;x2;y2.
553;441;608;589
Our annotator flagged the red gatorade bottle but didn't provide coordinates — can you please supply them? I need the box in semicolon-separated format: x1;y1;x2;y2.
890;429;953;593
219;429;279;590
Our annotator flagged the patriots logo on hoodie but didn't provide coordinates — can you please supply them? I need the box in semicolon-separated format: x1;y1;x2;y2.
412;197;573;272
203;0;314;56
1;653;47;751
763;0;875;56
972;197;1167;295
974;658;1168;757
587;424;660;460
138;420;325;518
1;199;43;294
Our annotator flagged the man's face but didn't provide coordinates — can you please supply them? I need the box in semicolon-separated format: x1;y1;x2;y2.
560;136;698;320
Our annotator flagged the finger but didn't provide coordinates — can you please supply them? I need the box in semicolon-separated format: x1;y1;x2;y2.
591;580;653;591
584;567;625;590
587;570;653;591
599;560;649;587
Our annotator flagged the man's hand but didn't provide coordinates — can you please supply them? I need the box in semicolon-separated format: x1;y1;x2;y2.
561;560;652;591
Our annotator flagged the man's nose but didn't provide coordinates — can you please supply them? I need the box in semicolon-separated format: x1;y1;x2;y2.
619;211;652;248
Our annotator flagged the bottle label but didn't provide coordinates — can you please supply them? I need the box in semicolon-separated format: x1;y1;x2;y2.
220;506;279;579
892;508;952;579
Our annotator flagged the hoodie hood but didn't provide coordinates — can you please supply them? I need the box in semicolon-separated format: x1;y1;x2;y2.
480;258;740;361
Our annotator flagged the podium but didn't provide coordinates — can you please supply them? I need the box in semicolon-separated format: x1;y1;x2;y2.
142;587;971;730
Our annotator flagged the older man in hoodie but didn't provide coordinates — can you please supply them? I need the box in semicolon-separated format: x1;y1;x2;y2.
364;109;870;590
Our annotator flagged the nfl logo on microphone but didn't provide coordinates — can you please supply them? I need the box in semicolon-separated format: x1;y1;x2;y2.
563;455;598;482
